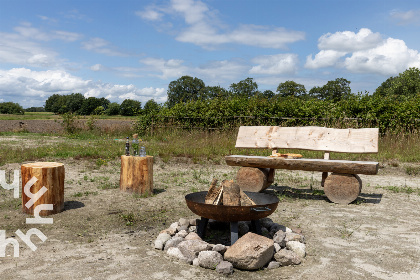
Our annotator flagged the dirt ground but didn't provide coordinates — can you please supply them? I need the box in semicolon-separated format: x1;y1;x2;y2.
1;157;420;279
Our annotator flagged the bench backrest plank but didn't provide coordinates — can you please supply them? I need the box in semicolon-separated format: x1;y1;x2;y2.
235;126;379;153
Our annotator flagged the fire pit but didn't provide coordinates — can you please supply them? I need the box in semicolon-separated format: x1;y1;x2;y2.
185;191;279;245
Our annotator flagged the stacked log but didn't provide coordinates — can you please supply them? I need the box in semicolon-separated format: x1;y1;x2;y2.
205;179;256;206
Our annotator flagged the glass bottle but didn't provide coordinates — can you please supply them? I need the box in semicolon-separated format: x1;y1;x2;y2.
125;137;130;156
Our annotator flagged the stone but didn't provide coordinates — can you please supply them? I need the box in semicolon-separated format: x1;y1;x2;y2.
274;249;301;266
189;226;197;233
261;226;271;238
154;232;171;250
189;218;198;226
266;261;281;270
167;247;190;263
197;251;223;269
224;232;274;270
179;218;190;227
273;230;286;247
177;225;189;232
216;261;234;275
290;226;303;234
286;241;306;258
212;244;227;255
167;222;179;235
192;258;200;266
285;232;305;243
164;237;184;251
274;243;281;253
175;230;189;238
185;232;202;241
177;240;212;263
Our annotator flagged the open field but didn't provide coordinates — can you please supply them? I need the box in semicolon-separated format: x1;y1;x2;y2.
1;131;420;279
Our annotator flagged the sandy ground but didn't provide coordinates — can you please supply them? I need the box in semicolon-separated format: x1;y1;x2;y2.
1;157;420;279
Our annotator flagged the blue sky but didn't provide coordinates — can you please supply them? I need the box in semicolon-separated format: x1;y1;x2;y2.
1;0;420;108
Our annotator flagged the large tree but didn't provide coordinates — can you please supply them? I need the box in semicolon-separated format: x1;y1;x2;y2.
309;78;351;102
143;99;160;115
119;99;141;116
198;85;230;99
374;67;420;98
166;76;205;108
276;81;306;97
65;93;85;113
229;77;259;98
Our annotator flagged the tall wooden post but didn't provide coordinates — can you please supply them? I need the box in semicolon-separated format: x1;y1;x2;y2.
21;162;65;216
120;155;153;195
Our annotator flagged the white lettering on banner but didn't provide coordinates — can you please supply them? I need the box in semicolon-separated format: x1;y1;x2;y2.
0;170;19;198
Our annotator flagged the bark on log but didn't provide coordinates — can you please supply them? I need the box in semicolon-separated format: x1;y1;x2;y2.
324;173;362;204
226;155;378;175
205;178;221;204
222;180;241;206
21;162;65;216
236;167;273;192
120;155;153;195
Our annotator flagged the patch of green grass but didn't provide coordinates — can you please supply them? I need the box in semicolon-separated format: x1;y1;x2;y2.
98;182;119;190
120;213;135;226
375;185;419;195
72;191;98;197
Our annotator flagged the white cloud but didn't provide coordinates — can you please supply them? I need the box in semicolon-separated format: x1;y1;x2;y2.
250;54;299;75
344;38;420;75
318;28;382;52
90;64;105;71
82;37;128;56
196;59;247;82
390;9;420;25
304;28;420;76
305;50;347;69
140;57;188;79
0;68;167;107
137;0;304;49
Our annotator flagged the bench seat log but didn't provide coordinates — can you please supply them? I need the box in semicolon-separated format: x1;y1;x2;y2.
225;155;379;175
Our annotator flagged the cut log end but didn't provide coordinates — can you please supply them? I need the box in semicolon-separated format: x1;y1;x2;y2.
324;173;362;204
236;167;273;192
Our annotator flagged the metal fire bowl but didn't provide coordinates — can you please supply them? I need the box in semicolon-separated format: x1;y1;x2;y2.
185;191;279;222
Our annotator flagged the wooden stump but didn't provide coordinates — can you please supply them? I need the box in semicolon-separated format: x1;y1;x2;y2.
120;155;153;195
236;167;274;192
21;162;65;216
324;173;362;204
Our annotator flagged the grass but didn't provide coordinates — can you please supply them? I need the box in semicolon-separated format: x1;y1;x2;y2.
2;127;420;166
0;112;137;120
375;185;420;195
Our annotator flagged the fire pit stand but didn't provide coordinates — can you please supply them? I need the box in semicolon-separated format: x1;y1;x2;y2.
185;191;279;245
196;218;262;245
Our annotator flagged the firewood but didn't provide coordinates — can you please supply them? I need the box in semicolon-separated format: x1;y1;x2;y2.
205;178;220;204
222;180;241;206
240;190;256;206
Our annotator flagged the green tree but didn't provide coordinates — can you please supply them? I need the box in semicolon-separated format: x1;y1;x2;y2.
167;76;205;108
229;77;258;98
198;85;230;99
309;78;351;102
276;81;306;97
143;99;160;115
0;102;24;114
105;102;120;115
119;99;141;116
45;94;67;113
65;93;85;113
79;97;105;115
374;67;420;98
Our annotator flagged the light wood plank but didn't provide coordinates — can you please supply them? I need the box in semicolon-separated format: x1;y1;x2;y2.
235;126;379;153
225;155;379;175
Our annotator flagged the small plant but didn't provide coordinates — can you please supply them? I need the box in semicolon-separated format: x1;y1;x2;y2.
406;166;420;176
60;112;79;134
98;182;119;190
120;213;135;226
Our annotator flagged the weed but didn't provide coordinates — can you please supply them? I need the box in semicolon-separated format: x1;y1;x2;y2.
98;182;119;190
120;213;135;226
406;166;420;176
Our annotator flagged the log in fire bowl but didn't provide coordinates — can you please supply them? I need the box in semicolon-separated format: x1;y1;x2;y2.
185;191;279;245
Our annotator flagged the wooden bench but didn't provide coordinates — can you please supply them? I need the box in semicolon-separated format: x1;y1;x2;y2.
225;126;379;204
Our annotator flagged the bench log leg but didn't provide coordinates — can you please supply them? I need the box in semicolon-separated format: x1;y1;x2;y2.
323;173;362;204
236;167;274;192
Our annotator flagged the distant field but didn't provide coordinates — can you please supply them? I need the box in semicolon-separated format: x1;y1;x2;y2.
0;112;137;120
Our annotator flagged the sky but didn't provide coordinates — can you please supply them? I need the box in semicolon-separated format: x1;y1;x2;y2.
1;0;420;108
